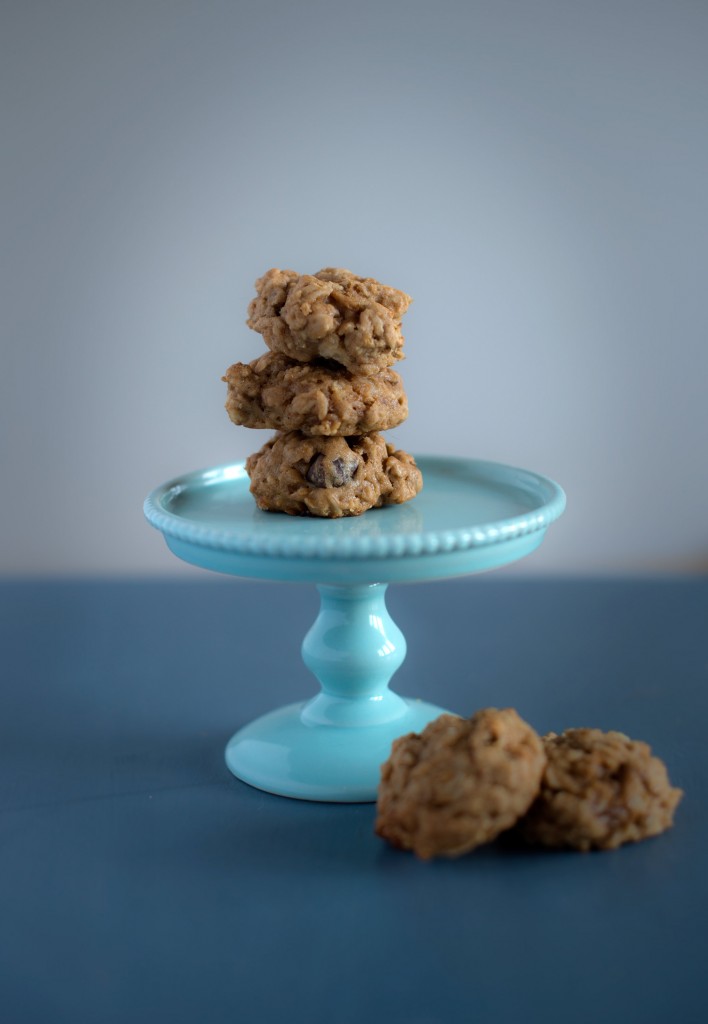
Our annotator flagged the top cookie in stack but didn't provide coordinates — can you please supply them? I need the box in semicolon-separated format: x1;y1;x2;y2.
245;267;410;373
223;267;423;518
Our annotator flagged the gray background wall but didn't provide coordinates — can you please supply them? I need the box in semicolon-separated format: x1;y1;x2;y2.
2;0;707;576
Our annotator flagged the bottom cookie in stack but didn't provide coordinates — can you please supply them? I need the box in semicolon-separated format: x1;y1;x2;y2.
246;431;422;518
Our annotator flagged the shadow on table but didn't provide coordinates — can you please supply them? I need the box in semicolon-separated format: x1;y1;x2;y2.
190;780;563;879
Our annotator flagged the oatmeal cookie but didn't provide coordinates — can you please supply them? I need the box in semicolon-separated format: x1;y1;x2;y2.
245;431;422;518
375;709;547;860
518;728;683;851
223;352;408;436
246;267;411;373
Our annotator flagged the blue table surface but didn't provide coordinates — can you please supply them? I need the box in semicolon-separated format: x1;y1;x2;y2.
1;577;706;1024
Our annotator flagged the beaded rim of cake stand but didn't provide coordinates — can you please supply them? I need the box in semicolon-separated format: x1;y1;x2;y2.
143;456;566;561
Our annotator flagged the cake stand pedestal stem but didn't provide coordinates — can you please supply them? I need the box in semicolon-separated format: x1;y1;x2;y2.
224;581;448;801
301;584;409;727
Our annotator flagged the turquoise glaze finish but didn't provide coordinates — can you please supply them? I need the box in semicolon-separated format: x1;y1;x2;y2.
226;582;449;799
144;455;566;801
144;456;566;585
301;584;408;726
224;697;447;802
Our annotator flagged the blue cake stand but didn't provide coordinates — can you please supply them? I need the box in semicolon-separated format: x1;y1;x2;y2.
144;455;565;802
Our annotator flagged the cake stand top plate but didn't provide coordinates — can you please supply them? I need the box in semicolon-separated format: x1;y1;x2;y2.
144;455;566;584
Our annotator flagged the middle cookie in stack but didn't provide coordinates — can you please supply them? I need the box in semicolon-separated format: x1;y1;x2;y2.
223;267;423;518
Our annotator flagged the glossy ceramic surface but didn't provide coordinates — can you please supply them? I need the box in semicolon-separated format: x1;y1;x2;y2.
225;696;448;802
226;582;449;800
144;455;566;584
144;455;566;801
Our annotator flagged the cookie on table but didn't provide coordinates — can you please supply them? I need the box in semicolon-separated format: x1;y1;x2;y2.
517;728;683;851
223;352;408;436
245;431;422;518
246;267;411;374
375;709;547;860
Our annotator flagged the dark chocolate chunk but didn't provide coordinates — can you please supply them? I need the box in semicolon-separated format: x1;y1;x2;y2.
330;457;350;487
306;454;327;488
305;453;358;488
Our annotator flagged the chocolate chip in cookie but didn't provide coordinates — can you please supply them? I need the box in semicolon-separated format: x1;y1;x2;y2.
305;451;359;488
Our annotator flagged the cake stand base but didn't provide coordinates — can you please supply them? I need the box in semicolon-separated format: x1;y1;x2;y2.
225;696;447;802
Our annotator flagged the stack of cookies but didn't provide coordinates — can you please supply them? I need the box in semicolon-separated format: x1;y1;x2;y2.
223;267;423;517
